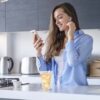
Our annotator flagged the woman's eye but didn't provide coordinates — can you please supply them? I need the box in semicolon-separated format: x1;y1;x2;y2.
58;16;63;19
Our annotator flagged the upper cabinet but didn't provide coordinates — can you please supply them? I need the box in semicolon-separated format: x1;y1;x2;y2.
0;0;100;32
6;0;38;31
0;3;5;31
0;0;38;32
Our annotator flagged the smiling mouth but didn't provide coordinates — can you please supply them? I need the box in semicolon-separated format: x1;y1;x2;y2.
57;24;63;28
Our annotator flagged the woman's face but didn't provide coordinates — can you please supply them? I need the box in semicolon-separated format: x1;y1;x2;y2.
54;8;71;32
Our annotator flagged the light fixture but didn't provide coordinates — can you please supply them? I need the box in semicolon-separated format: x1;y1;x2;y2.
0;0;8;3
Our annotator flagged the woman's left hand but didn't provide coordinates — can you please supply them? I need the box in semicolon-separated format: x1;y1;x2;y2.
66;21;76;41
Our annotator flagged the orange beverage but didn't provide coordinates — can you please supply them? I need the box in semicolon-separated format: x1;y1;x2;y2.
40;71;51;90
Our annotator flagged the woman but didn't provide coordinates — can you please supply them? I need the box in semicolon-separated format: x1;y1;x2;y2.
33;2;93;88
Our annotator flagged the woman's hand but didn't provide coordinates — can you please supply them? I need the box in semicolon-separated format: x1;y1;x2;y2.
66;21;76;41
33;33;44;57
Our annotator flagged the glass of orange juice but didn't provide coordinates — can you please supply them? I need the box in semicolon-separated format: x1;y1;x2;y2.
40;71;51;91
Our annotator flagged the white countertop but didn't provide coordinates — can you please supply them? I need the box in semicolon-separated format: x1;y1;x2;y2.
0;74;39;78
0;75;100;100
0;84;100;100
1;74;100;85
0;74;41;84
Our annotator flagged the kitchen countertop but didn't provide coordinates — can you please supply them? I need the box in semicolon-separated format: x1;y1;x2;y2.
0;74;39;77
0;74;100;78
1;74;100;85
0;74;41;84
0;84;100;100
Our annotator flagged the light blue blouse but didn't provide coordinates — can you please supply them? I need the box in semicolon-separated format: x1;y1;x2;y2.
36;30;93;88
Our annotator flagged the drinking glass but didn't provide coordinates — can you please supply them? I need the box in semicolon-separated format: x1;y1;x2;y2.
40;71;51;91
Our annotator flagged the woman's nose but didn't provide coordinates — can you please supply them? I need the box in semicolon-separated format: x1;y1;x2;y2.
56;20;60;25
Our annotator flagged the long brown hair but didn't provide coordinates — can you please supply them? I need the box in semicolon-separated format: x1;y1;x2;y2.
44;2;80;62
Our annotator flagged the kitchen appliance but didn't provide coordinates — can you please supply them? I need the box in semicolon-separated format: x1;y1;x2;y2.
0;57;14;74
0;78;19;88
20;57;39;75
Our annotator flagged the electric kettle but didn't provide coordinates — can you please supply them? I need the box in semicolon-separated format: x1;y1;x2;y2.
20;57;38;75
0;57;14;74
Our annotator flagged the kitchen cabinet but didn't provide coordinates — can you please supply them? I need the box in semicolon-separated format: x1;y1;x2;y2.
6;10;38;32
0;4;5;31
0;0;38;32
0;0;100;31
6;0;38;31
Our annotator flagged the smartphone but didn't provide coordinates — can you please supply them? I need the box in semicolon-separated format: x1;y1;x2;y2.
30;30;36;33
30;30;39;43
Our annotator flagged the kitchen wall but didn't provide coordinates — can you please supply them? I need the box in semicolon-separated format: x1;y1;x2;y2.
0;29;100;74
0;0;100;31
6;30;47;73
83;29;100;59
0;32;7;56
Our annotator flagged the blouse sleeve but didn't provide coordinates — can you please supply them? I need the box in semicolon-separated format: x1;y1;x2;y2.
36;42;52;71
36;56;52;71
65;35;93;67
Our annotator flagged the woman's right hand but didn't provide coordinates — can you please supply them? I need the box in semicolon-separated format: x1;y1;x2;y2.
33;33;44;57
